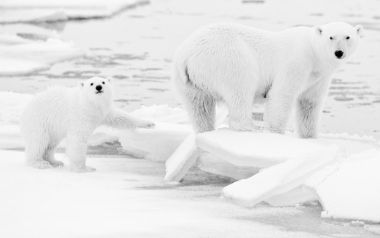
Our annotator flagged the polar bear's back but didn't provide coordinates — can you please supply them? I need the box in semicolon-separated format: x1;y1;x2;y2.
173;23;313;94
21;86;75;142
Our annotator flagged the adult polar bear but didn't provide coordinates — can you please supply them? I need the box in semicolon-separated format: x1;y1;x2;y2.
21;77;154;172
173;22;362;137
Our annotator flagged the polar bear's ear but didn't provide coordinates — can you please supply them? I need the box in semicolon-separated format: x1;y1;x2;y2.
355;25;363;38
314;26;323;35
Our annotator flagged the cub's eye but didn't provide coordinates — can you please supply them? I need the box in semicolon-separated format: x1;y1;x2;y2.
329;36;334;40
346;36;350;40
102;81;105;85
90;83;94;86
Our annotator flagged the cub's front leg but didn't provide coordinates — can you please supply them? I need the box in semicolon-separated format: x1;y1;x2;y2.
66;132;95;172
103;108;155;129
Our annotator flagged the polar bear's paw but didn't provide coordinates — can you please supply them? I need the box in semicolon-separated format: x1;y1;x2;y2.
28;160;53;169
70;165;96;173
49;159;64;168
138;120;155;129
229;119;261;132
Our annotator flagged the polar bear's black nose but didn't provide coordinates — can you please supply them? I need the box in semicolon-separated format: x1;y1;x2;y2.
96;85;102;91
334;50;344;59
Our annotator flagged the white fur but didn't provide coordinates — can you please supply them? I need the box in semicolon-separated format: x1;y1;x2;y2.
21;77;154;172
173;22;362;137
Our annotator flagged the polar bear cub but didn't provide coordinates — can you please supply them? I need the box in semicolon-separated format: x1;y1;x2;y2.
173;22;362;137
21;77;154;172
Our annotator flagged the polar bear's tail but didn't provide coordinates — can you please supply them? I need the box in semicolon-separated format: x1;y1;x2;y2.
173;63;216;133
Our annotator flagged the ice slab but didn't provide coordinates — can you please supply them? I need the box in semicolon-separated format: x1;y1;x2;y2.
0;34;82;75
197;129;335;168
222;144;338;207
316;149;380;223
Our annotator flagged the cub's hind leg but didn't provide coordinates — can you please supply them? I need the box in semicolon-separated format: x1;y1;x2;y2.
25;137;52;169
44;142;64;167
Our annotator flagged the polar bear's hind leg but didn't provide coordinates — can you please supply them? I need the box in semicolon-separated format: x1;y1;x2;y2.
182;81;216;133
44;143;64;167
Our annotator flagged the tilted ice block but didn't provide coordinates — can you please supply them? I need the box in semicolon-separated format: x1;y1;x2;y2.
164;134;199;182
198;153;259;180
316;149;380;223
222;145;338;207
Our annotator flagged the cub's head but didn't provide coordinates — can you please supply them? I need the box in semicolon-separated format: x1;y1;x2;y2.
314;22;363;61
80;77;113;104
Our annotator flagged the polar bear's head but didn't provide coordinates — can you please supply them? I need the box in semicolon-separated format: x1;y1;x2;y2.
313;22;363;61
80;77;113;104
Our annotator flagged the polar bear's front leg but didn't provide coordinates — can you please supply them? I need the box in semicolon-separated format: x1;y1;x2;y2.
103;108;155;129
265;94;295;134
66;133;95;172
264;69;307;133
224;73;258;131
296;79;330;138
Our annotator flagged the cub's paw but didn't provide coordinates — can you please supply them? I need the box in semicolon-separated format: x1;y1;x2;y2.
28;160;53;169
49;160;64;168
267;126;285;134
70;165;96;173
138;121;155;129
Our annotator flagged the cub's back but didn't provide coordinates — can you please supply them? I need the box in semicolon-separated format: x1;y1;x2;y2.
21;87;74;137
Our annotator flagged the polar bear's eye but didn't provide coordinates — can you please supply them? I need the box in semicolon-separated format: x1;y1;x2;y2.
346;36;350;40
90;83;94;86
329;36;334;40
102;81;105;85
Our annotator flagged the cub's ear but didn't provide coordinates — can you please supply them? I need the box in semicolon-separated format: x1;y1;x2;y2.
80;82;84;87
314;26;323;35
355;25;363;38
107;78;112;83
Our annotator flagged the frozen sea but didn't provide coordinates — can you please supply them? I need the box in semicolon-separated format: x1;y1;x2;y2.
0;0;380;237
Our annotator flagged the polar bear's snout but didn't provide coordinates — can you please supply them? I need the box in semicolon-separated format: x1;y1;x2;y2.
334;50;344;59
95;85;103;94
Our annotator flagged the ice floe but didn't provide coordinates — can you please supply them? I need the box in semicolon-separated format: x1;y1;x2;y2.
0;0;149;24
0;33;82;75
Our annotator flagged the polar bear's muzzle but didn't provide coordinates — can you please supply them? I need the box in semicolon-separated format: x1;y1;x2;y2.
334;50;344;59
95;85;104;94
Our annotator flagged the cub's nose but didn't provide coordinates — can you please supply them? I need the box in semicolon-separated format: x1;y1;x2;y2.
334;50;344;59
95;85;102;91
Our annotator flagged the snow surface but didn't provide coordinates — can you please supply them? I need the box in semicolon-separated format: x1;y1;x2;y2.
3;149;365;238
0;33;82;75
0;0;149;23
